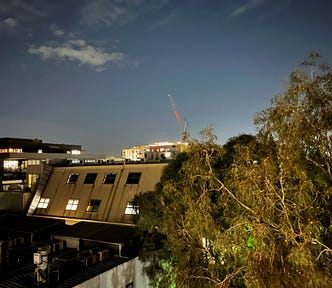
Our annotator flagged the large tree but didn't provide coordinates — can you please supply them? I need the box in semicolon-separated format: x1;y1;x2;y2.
135;53;332;287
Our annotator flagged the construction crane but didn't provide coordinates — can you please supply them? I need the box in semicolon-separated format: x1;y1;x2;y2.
168;94;189;142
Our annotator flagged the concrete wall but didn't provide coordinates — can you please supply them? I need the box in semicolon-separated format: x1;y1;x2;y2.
74;257;149;288
0;191;33;213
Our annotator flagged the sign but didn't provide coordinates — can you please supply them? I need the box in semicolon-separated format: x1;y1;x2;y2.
0;148;23;153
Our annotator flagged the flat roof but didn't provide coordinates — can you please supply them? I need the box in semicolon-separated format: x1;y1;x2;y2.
52;221;137;244
0;213;65;236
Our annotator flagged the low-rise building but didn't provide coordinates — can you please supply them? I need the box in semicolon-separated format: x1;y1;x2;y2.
0;137;172;287
29;162;167;224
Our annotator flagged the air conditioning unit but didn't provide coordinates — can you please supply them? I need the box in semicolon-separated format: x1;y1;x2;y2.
14;237;24;246
52;240;65;252
97;249;109;262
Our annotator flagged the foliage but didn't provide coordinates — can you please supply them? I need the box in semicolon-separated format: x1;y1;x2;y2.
135;53;332;288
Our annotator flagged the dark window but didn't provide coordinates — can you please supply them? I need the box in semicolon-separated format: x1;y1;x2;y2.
67;173;79;184
126;172;141;184
103;173;117;184
86;199;101;212
84;173;97;184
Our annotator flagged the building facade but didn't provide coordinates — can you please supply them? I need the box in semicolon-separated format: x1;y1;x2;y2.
30;162;167;224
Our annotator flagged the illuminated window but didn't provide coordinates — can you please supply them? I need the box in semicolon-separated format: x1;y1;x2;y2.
103;173;117;184
4;160;19;170
28;160;40;165
65;199;79;211
125;201;139;215
86;199;101;212
126;172;141;184
84;173;97;184
28;174;40;188
67;173;79;184
37;198;50;209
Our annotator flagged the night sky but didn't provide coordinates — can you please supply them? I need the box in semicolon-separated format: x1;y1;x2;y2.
1;0;331;156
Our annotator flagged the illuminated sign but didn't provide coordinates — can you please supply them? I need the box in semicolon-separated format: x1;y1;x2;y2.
0;148;23;153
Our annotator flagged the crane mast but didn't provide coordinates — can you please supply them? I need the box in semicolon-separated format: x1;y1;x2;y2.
168;94;189;142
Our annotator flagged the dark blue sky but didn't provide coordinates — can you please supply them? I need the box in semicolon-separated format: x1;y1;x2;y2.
1;0;331;156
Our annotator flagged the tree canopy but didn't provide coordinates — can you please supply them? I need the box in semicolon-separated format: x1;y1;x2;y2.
134;53;332;288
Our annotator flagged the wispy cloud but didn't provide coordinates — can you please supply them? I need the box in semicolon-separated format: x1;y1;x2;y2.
28;39;125;72
230;0;269;17
79;0;133;27
0;0;47;20
147;10;176;31
79;0;170;27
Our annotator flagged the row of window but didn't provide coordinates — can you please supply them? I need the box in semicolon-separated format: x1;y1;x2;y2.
37;197;139;215
67;172;142;185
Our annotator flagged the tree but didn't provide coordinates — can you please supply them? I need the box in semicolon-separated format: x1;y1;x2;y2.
135;131;259;287
135;53;332;287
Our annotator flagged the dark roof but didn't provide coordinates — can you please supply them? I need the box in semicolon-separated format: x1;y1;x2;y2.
0;137;81;153
52;222;136;244
0;215;140;288
0;256;131;288
0;213;65;240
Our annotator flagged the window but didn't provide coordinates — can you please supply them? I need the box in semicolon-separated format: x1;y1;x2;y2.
86;199;101;212
67;173;79;184
27;160;40;165
103;173;117;184
4;160;19;170
126;172;141;184
65;199;79;211
37;198;50;209
28;174;40;188
125;201;139;215
84;173;97;184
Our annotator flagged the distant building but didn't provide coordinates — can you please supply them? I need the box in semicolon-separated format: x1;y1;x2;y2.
122;141;189;162
0;137;104;213
0;137;81;188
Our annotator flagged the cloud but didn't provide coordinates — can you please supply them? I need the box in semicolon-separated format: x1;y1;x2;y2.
230;0;269;16
79;0;130;26
0;17;18;30
49;24;64;37
28;39;125;71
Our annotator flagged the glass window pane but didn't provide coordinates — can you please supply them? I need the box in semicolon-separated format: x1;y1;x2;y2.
125;201;139;215
103;173;117;184
67;173;79;184
126;172;141;184
65;199;79;210
84;173;97;184
86;199;101;212
37;198;50;209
